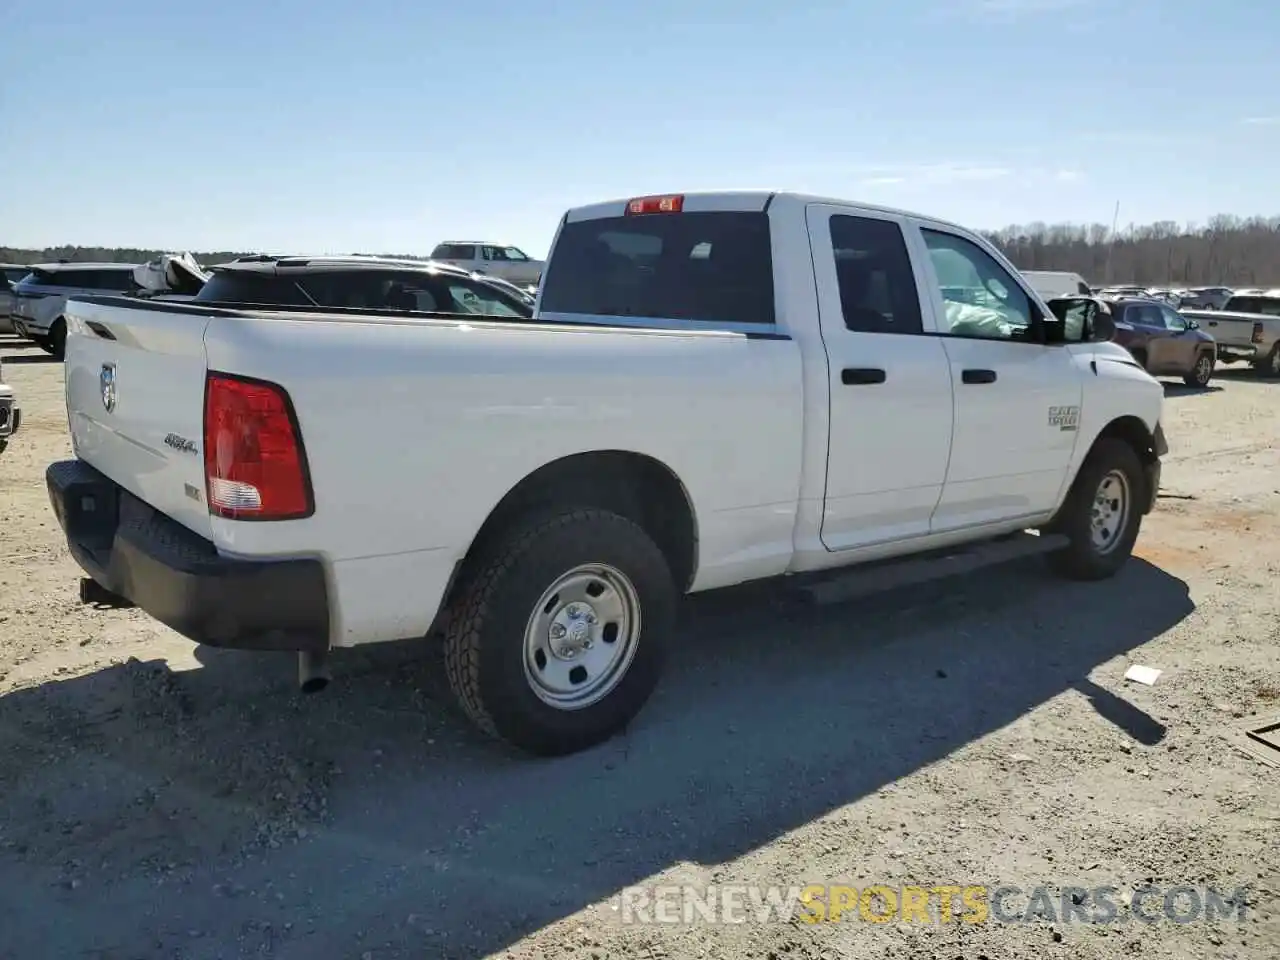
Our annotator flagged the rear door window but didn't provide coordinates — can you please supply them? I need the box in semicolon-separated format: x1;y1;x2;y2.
195;272;316;306
431;244;476;260
828;215;923;335
91;269;138;291
538;211;775;326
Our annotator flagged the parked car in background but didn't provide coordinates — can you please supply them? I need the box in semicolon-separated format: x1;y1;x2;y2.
10;262;141;357
191;255;535;318
0;354;19;454
1180;292;1280;376
1099;285;1148;298
1104;296;1217;386
428;241;545;286
1177;286;1233;310
1020;270;1091;298
0;263;29;334
48;189;1165;757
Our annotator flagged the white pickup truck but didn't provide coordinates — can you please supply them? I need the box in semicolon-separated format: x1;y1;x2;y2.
47;191;1166;756
1179;292;1280;376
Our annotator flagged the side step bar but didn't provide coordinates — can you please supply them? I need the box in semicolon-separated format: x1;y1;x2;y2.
797;532;1070;606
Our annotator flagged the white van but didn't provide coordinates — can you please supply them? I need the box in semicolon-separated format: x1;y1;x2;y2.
1021;270;1091;299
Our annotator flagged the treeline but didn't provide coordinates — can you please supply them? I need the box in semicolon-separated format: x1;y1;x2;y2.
983;214;1280;287
0;246;429;268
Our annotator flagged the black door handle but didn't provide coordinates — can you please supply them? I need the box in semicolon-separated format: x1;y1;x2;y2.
841;367;887;385
962;369;997;384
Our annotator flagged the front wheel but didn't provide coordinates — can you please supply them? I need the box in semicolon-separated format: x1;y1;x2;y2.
443;508;676;756
49;319;67;360
1184;351;1214;387
1046;439;1146;581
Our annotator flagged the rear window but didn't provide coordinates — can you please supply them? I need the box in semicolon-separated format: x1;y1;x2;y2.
538;211;775;326
431;244;476;260
1224;296;1280;316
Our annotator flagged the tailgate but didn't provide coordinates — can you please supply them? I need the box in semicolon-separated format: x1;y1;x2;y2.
64;297;215;540
1195;311;1262;346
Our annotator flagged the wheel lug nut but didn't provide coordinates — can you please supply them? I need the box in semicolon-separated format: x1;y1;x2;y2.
550;623;566;639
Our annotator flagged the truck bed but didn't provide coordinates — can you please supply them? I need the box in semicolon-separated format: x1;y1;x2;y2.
61;294;806;646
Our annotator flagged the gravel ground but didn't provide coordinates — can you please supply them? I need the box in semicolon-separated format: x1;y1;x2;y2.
0;334;1277;960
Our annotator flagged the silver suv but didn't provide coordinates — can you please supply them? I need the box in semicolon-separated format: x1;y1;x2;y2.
11;262;140;358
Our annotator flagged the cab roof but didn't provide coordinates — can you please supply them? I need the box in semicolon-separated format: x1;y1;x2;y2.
562;190;979;235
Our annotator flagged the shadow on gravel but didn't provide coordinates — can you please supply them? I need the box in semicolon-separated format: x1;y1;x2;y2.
0;557;1192;959
1162;382;1222;397
1213;366;1279;383
0;352;58;364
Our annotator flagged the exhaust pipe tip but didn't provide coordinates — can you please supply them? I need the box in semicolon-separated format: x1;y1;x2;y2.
299;675;330;694
298;650;332;694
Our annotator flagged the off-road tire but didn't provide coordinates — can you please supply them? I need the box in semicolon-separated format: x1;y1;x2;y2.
1183;350;1214;387
1046;438;1146;581
49;319;67;361
442;508;676;756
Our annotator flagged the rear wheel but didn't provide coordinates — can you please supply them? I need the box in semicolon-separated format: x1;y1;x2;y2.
49;319;67;360
442;508;676;756
1184;350;1214;387
1046;439;1145;581
1257;344;1280;378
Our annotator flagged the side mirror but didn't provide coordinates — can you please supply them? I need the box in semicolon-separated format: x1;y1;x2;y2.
1045;295;1113;343
1088;311;1116;342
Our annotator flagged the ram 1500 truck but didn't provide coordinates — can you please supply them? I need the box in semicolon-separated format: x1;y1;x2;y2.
1180;293;1280;375
46;191;1166;756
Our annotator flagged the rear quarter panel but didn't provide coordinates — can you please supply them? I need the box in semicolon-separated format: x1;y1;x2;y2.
204;314;805;645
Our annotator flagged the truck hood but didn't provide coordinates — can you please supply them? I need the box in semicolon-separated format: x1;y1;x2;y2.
1090;341;1143;367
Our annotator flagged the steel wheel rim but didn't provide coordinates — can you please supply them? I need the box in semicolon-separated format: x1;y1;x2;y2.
1270;349;1280;375
522;563;642;710
1090;469;1131;555
1196;354;1212;383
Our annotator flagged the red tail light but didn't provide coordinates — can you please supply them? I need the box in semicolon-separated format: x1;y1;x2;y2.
625;194;684;215
1252;322;1264;344
203;372;313;520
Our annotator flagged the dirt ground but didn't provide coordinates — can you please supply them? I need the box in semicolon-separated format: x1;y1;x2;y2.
0;334;1277;960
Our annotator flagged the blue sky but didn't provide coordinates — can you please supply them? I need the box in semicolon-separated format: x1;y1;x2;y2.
3;0;1276;257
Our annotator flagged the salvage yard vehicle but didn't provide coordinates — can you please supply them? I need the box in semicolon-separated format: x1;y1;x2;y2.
0;355;19;454
11;262;141;358
189;255;535;317
1102;296;1218;386
1180;292;1280;375
46;191;1167;757
428;241;545;287
1;263;29;334
1020;270;1091;299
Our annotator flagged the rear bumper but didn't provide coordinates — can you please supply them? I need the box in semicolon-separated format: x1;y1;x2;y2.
47;459;330;652
0;385;19;440
1217;343;1257;361
1142;423;1166;514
